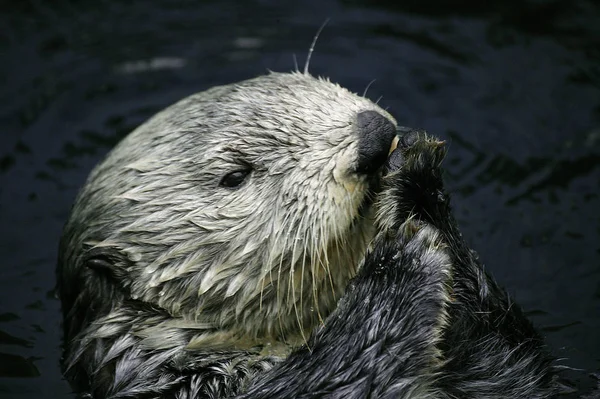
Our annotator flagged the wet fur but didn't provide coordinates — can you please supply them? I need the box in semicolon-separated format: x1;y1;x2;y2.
234;132;556;399
58;72;390;397
58;73;558;398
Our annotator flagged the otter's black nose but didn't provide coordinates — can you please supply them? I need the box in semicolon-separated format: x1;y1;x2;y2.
355;110;396;174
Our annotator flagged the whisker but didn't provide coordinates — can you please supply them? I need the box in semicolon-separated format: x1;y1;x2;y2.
262;208;286;312
290;210;308;343
317;208;329;324
276;208;299;341
363;79;376;97
310;206;322;325
304;19;330;75
299;210;309;340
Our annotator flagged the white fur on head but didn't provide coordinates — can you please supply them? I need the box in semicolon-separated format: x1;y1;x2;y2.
62;72;396;343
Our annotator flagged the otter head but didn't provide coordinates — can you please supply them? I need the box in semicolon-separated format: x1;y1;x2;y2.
58;72;398;346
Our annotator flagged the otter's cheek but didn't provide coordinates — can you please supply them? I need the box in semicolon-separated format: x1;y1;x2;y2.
332;151;359;189
331;162;369;221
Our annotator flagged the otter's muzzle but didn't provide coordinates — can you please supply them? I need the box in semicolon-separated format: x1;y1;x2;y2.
355;110;397;174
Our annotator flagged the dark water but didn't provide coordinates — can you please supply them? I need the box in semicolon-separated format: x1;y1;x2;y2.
1;0;599;397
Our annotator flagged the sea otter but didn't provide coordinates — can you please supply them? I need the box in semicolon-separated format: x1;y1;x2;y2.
57;71;557;398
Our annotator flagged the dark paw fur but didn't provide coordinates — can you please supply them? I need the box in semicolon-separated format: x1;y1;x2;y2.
383;129;446;176
376;129;449;232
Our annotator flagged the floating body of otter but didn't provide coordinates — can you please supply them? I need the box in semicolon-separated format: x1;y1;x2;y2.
58;72;556;398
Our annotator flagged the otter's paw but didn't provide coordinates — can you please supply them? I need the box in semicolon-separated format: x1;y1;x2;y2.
376;129;449;232
386;129;446;174
366;217;453;299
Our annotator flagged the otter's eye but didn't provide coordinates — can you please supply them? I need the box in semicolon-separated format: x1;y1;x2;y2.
220;169;251;188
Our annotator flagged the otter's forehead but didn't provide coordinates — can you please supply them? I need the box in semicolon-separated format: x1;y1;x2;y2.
102;71;398;184
148;72;396;147
225;72;390;123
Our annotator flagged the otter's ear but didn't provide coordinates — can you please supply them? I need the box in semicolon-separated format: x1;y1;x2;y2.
60;248;134;341
83;248;132;290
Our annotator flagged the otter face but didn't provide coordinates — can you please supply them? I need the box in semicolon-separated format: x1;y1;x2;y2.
60;72;397;343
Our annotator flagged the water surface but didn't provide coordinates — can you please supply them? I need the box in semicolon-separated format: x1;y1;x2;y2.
1;0;599;397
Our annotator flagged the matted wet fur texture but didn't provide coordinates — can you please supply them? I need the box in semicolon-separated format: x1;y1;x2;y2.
57;72;569;398
234;132;558;399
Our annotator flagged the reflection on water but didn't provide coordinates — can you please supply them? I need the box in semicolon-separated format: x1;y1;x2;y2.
0;0;598;397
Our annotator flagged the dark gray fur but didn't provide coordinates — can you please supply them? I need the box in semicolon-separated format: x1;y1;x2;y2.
58;72;560;398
